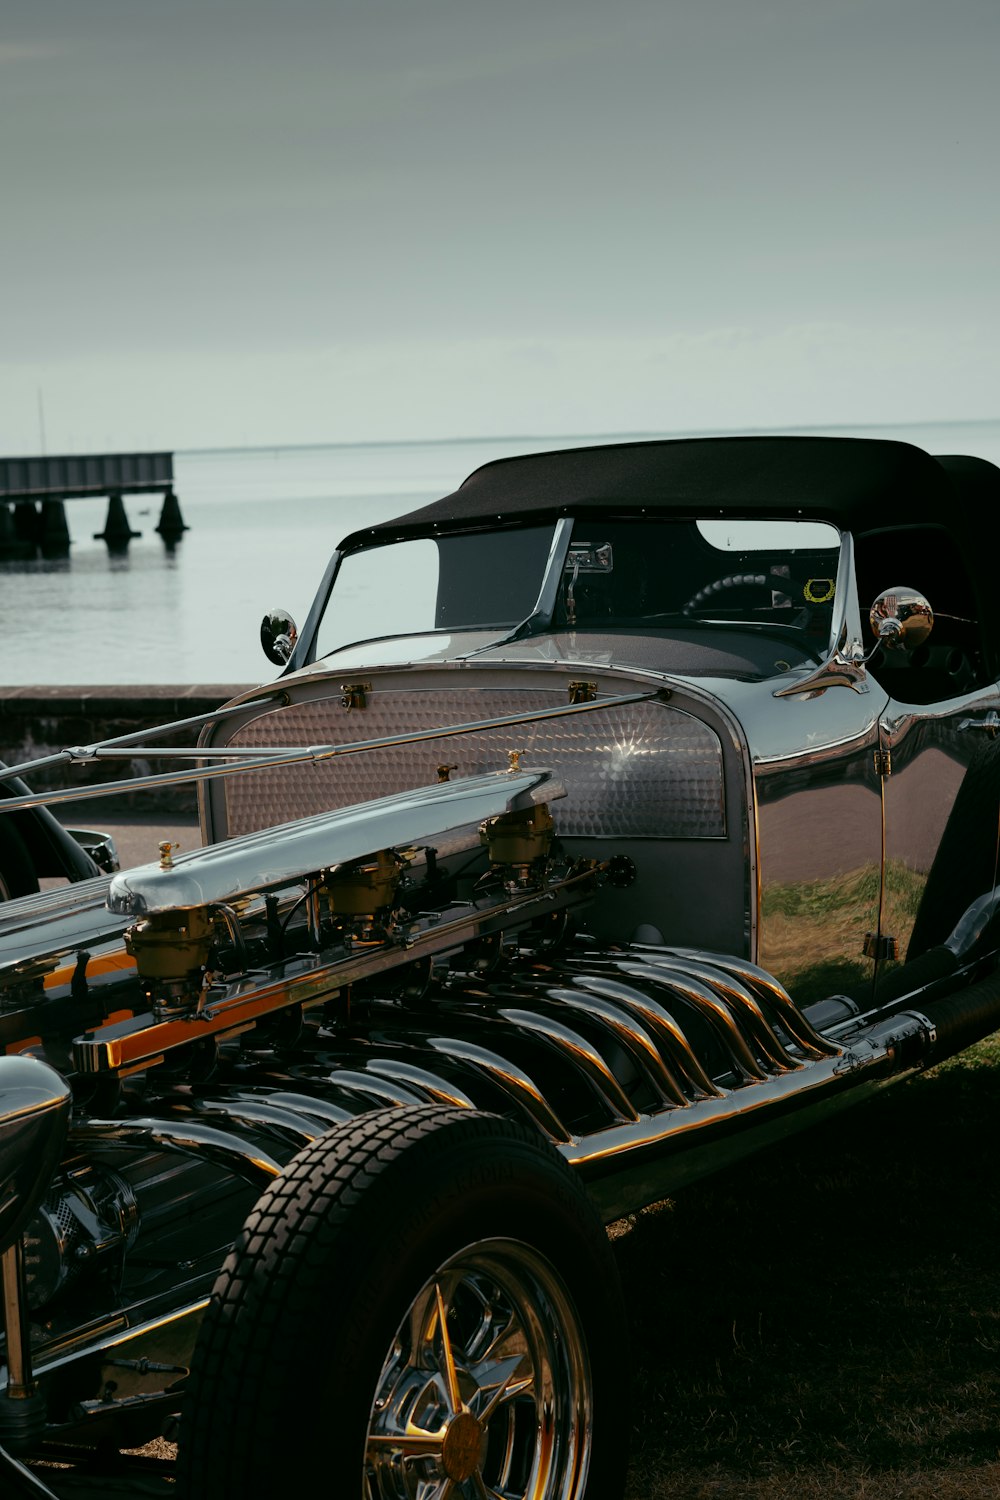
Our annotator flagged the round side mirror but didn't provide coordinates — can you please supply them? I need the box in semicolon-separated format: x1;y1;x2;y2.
869;587;934;653
260;610;299;666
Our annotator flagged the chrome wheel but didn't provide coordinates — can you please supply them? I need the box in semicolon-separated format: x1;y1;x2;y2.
365;1238;592;1499
181;1108;627;1500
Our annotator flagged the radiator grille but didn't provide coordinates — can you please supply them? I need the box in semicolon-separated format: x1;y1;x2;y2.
219;690;725;840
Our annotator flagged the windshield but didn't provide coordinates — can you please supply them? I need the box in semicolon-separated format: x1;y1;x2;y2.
316;527;555;658
315;516;842;663
556;518;840;633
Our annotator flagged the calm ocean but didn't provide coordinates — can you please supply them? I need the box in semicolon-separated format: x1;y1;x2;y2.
3;421;998;687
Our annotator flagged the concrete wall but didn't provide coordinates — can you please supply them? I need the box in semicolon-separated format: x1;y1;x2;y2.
0;685;252;815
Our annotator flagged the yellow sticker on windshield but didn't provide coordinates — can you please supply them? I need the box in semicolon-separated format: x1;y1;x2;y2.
804;578;835;604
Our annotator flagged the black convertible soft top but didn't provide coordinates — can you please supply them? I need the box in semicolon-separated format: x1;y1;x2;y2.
339;435;995;550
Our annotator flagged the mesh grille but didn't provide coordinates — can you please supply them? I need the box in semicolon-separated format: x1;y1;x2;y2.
220;690;725;840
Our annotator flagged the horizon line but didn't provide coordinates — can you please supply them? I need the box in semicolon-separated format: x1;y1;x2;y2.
175;415;1000;460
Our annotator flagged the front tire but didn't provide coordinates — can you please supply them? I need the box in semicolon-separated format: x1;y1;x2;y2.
180;1106;627;1499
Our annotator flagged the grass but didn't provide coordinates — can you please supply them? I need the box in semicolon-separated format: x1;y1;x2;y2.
615;1036;1000;1497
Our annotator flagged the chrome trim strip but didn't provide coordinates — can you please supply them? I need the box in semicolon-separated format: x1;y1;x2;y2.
560;1044;910;1217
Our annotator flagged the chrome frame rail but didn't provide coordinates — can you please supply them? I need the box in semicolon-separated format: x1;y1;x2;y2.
0;690;662;817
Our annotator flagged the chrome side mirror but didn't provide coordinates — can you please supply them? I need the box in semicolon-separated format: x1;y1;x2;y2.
0;1056;70;1254
260;609;299;666
869;587;934;653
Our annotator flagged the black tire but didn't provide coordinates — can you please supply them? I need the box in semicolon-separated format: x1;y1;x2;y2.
180;1105;628;1500
0;817;37;901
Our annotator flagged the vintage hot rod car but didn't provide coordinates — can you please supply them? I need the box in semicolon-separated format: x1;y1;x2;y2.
2;435;1000;1498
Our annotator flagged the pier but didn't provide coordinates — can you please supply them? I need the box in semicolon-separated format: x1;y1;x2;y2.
0;451;187;558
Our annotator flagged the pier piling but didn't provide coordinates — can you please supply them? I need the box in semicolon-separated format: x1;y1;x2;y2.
94;493;142;548
40;499;71;557
12;502;40;549
0;504;34;560
156;488;189;540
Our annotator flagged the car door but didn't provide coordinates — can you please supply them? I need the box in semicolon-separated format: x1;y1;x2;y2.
753;680;888;1010
878;688;1000;976
859;519;1000;982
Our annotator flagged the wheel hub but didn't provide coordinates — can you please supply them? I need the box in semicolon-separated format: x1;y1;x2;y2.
365;1238;593;1498
440;1410;484;1482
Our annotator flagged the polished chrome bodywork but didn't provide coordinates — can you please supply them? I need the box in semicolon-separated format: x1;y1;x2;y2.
2;434;1000;1480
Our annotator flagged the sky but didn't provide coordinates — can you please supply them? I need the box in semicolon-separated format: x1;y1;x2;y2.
1;0;998;453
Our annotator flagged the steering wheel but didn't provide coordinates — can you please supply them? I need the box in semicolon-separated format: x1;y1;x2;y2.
681;569;835;617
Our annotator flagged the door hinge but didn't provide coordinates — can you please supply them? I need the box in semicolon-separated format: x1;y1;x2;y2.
873;748;892;777
340;682;371;711
864;932;899;960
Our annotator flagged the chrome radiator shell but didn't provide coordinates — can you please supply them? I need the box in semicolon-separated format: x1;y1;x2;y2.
201;672;727;844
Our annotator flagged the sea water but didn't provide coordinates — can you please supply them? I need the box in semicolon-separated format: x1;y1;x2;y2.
2;421;998;687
